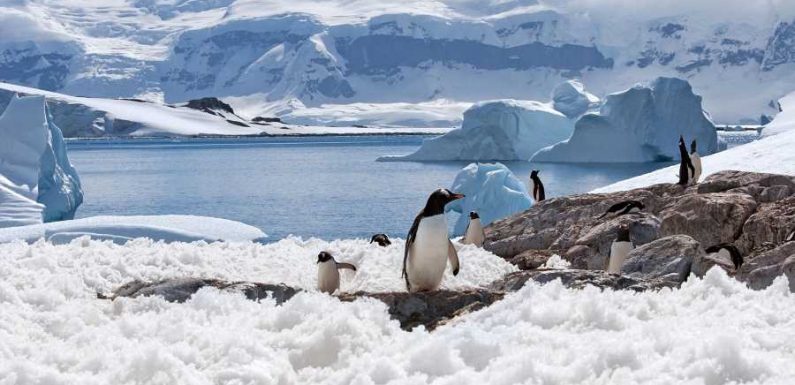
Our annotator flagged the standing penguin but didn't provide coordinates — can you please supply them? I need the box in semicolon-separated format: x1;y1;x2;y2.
677;136;695;186
606;223;633;274
402;188;464;292
689;140;702;185
530;170;545;202
462;211;485;247
317;251;357;294
705;243;743;271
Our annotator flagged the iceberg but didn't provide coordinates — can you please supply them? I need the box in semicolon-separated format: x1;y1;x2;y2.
532;77;719;163
0;94;83;226
552;80;600;118
380;100;573;161
446;163;532;236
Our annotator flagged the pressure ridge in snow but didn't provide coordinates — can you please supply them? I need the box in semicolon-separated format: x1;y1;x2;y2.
446;163;531;236
1;237;794;384
533;77;719;163
0;94;82;226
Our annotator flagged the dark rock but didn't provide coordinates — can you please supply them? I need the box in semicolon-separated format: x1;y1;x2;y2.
697;170;795;194
621;235;701;283
252;116;282;124
659;193;756;247
736;197;795;253
100;278;300;304
737;242;795;291
488;269;676;292
185;97;235;115
339;290;504;331
509;249;559;270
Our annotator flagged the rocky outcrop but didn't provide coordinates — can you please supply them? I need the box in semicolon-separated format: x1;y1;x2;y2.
486;170;795;291
488;269;676;292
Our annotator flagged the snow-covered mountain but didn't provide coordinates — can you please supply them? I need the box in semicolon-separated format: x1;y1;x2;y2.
2;0;795;125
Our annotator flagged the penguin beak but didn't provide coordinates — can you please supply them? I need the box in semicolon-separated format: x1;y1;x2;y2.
450;193;465;200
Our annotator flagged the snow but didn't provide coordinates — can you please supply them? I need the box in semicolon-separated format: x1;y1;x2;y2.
0;94;83;225
380;100;573;161
593;114;795;192
532;77;719;163
552;80;600;118
762;90;795;137
0;215;267;244
446;163;531;236
1;238;794;383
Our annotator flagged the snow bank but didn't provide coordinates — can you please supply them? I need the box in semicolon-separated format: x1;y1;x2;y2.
0;94;83;226
2;238;794;383
533;77;719;163
593;119;795;192
762;89;795;137
446;163;531;236
552;80;600;118
0;215;267;244
380;100;573;161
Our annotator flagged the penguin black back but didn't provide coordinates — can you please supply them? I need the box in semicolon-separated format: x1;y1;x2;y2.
705;243;743;270
469;211;479;220
677;136;694;186
530;170;545;202
370;233;391;247
690;139;698;155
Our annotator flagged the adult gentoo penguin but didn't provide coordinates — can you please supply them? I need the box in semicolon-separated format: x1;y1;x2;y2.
462;211;485;247
317;251;357;294
402;188;464;292
370;233;391;247
677;136;695;186
606;223;633;274
597;200;645;219
530;170;545;202
705;243;743;270
689;139;702;185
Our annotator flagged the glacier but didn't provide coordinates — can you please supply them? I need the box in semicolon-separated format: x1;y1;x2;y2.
446;163;531;236
532;77;719;163
552;80;600;119
380;99;573;161
0;94;82;226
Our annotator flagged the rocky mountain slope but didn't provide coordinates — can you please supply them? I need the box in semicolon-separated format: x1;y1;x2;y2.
2;1;794;124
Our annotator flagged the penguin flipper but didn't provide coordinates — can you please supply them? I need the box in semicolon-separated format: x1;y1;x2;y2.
336;262;357;271
447;240;460;276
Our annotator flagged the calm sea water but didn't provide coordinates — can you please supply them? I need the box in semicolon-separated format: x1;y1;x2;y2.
67;135;684;240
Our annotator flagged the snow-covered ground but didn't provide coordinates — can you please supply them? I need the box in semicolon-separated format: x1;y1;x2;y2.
0;215;267;244
1;237;794;383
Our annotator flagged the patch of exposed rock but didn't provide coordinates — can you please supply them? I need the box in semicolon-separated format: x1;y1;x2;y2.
486;170;795;291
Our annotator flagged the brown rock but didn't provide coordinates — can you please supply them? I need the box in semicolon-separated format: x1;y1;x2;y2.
659;193;757;247
621;235;701;283
737;242;795;291
488;269;675;292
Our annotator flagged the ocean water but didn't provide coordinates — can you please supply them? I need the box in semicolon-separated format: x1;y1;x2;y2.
67;135;676;240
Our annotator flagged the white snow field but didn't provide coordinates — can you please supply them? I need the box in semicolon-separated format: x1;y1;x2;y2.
0;82;447;137
533;77;719;163
1;237;794;384
761;90;795;137
380;99;573;161
0;215;267;244
0;94;82;226
594;97;795;192
446;163;531;236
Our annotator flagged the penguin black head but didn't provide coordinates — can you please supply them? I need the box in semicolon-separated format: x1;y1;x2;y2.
423;188;465;216
317;251;334;264
690;139;697;154
616;223;631;242
469;211;480;219
370;233;391;247
679;135;685;145
530;170;540;180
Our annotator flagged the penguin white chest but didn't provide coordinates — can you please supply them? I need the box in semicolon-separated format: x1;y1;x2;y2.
408;214;450;292
691;152;702;183
464;218;484;247
607;241;633;274
317;260;340;294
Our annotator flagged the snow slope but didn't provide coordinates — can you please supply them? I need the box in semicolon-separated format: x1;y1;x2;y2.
1;238;794;383
446;163;532;236
2;1;795;125
0;215;267;244
762;89;795;137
